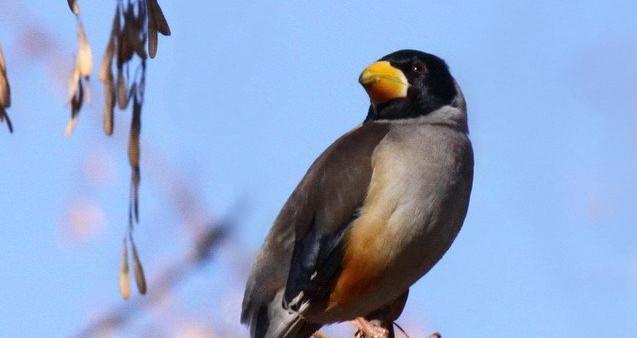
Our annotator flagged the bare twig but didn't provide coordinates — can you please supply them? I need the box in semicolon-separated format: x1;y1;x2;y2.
67;0;80;15
70;220;230;338
65;11;92;137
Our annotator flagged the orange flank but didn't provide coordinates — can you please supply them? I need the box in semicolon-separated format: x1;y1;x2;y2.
327;216;392;308
328;151;400;308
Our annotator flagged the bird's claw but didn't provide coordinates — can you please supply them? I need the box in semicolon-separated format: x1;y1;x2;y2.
352;317;389;338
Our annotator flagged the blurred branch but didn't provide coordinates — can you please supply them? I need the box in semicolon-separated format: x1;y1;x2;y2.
0;2;72;98
70;219;230;338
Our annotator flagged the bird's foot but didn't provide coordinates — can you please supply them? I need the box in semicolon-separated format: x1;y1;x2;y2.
353;317;389;338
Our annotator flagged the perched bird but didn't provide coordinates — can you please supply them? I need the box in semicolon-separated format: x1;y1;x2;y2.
241;49;473;338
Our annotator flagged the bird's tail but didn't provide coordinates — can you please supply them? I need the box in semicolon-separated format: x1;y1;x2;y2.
244;290;321;338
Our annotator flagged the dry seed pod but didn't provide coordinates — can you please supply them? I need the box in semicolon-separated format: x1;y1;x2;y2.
0;46;12;133
117;33;133;67
128;93;141;167
99;38;115;82
65;76;84;138
147;0;171;58
103;70;115;135
100;6;120;136
0;46;10;108
71;76;83;112
76;22;93;78
64;21;91;137
128;131;140;168
119;238;131;300
148;0;171;35
148;29;158;60
117;2;136;66
131;36;147;61
67;68;80;102
128;94;141;223
100;35;116;135
116;66;128;109
123;8;147;61
131;0;148;60
129;236;147;294
64;115;78;138
67;0;79;15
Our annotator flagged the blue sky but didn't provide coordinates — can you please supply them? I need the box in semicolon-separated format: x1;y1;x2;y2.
1;1;636;337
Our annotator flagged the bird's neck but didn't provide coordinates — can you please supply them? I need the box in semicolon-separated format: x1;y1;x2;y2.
364;96;468;133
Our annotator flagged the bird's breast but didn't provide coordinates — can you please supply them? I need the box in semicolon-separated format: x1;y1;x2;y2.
317;123;472;323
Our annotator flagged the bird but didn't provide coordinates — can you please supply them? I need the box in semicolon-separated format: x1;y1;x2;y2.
241;49;473;338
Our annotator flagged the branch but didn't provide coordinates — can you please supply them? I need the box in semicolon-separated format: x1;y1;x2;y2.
70;220;230;338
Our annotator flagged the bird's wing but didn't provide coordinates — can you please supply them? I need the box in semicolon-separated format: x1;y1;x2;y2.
241;122;390;332
282;121;394;312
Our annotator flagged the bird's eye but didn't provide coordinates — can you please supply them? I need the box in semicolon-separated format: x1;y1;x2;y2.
412;62;426;74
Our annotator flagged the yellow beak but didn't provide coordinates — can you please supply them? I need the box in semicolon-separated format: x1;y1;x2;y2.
359;61;409;105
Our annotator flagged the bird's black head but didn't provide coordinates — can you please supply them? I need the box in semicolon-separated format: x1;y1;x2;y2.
359;49;458;121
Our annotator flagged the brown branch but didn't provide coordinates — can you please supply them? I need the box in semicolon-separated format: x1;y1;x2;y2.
70;219;230;338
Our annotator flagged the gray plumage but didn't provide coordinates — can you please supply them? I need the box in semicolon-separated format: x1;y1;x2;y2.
242;50;473;338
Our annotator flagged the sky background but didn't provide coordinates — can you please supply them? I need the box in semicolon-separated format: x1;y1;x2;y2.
1;1;636;337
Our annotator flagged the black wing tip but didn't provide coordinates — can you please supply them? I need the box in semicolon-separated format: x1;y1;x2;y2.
240;294;254;324
240;304;270;338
